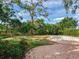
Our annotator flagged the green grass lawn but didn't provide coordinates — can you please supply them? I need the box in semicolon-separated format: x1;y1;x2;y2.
2;35;54;48
0;35;56;49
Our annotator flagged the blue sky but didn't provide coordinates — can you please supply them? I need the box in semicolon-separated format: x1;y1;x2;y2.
13;0;79;24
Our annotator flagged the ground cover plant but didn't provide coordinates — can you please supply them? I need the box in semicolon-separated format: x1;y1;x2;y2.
0;36;54;59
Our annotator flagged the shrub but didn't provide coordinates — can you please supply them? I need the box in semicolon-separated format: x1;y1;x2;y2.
0;39;28;59
62;28;79;36
0;37;54;59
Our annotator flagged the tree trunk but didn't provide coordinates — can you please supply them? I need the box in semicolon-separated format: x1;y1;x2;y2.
29;10;35;35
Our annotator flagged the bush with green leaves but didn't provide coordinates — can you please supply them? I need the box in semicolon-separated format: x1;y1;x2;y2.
0;37;53;59
0;39;28;59
62;28;79;36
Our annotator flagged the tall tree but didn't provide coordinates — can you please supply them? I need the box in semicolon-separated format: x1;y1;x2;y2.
58;17;78;29
64;0;79;13
0;0;13;34
10;0;48;34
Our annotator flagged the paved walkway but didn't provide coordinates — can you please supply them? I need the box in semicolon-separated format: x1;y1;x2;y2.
24;36;79;59
48;35;79;45
24;44;79;59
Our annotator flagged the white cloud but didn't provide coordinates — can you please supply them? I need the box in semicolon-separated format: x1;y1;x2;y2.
3;0;11;3
51;17;64;24
44;0;63;7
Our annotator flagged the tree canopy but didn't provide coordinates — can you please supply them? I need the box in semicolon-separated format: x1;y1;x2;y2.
0;0;79;36
58;17;78;28
64;0;79;13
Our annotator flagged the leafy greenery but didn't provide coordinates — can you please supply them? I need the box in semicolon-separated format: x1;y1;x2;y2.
55;17;78;35
0;0;79;59
62;28;79;36
64;0;79;13
0;17;78;36
58;17;77;29
0;39;28;59
0;37;53;59
18;17;78;35
0;0;78;36
10;0;48;34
